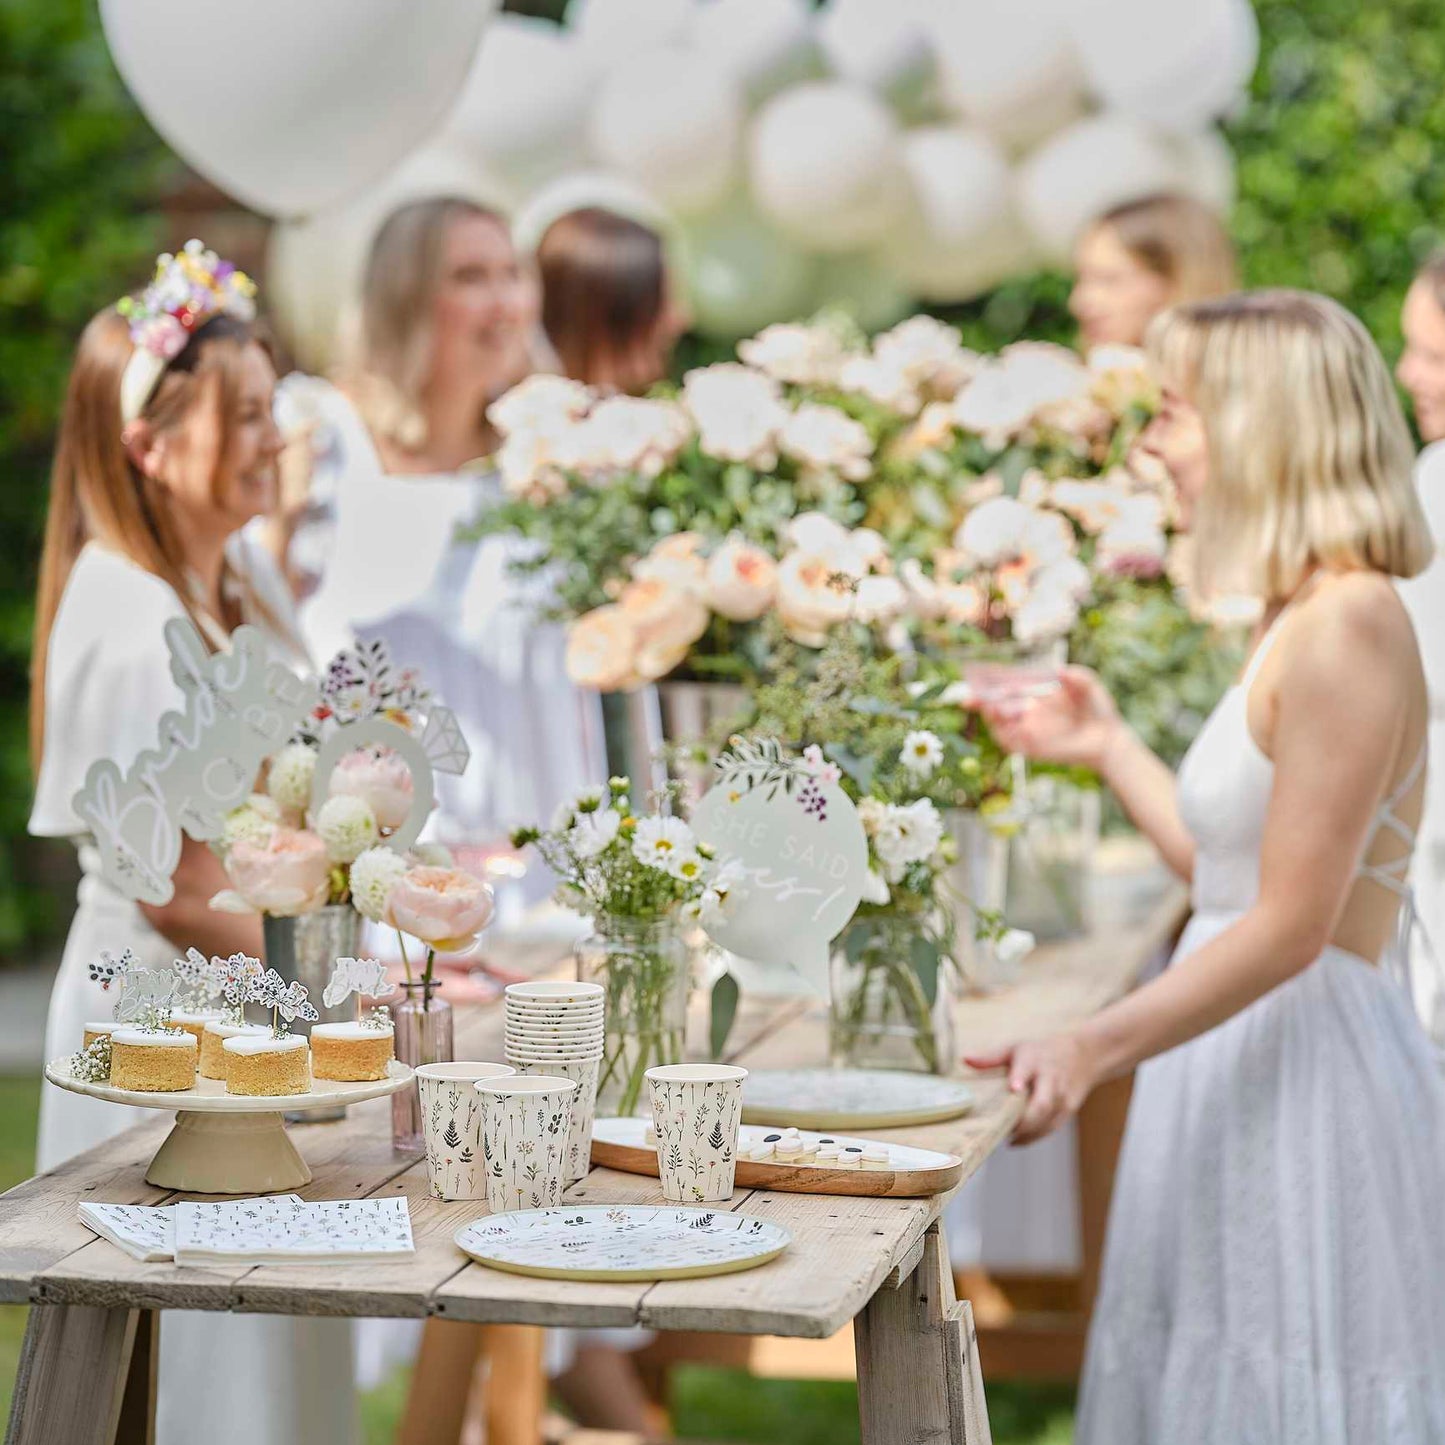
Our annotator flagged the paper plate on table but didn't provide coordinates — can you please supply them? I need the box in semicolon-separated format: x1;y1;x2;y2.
454;1205;791;1282
741;1069;975;1130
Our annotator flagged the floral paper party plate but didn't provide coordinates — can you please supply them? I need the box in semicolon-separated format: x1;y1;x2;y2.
454;1205;791;1282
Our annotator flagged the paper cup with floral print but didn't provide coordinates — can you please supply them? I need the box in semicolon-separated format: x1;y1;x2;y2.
416;1062;515;1201
475;1074;578;1214
645;1064;748;1204
515;1057;601;1184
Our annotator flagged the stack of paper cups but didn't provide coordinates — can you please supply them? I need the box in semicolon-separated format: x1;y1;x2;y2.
503;981;604;1184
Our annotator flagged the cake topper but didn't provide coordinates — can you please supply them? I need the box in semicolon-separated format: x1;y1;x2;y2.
71;619;318;905
691;737;868;998
322;957;395;1011
88;949;180;1030
245;967;319;1038
219;953;264;1025
171;947;229;1013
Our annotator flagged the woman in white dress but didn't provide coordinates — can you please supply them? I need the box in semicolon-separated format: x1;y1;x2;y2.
29;255;356;1445
1394;257;1445;1041
971;290;1445;1442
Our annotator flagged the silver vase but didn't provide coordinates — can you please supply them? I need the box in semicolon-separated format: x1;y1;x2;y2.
942;809;1013;991
263;904;360;1121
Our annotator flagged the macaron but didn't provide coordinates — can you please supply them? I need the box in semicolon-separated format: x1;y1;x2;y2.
775;1137;803;1160
817;1144;841;1163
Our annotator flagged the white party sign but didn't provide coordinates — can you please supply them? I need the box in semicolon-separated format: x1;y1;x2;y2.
72;620;317;905
691;738;868;997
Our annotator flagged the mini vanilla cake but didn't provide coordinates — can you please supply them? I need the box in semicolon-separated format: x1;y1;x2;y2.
223;1034;310;1096
310;1021;394;1082
199;1021;270;1080
82;1021;115;1052
169;1008;227;1048
110;1028;198;1092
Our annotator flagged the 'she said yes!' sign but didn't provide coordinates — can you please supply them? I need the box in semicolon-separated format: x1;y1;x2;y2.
691;739;867;997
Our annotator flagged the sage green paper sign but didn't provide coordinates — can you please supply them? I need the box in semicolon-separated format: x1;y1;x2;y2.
691;739;867;996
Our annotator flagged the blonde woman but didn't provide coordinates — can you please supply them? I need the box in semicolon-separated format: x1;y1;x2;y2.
269;196;603;860
971;291;1445;1441
1069;192;1238;349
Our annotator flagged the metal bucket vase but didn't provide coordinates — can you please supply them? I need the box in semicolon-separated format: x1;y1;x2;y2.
262;904;360;1121
613;680;751;803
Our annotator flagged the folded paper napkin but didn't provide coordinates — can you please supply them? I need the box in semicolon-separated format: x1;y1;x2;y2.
78;1195;414;1265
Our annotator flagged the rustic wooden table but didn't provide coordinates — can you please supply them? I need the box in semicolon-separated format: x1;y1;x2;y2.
0;888;1185;1445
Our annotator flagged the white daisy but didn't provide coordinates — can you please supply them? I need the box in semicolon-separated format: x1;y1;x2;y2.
631;816;698;873
570;808;622;859
900;730;944;778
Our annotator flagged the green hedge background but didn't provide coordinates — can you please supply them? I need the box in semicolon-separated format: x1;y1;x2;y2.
0;0;1440;956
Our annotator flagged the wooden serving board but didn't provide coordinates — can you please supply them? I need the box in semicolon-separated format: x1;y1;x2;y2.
590;1117;965;1199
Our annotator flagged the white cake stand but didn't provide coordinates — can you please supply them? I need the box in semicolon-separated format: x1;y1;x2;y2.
44;1057;414;1194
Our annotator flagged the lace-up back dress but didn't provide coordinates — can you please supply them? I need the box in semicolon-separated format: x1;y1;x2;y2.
1077;603;1445;1443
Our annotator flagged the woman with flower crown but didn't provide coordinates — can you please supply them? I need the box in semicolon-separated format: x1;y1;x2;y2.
29;243;357;1444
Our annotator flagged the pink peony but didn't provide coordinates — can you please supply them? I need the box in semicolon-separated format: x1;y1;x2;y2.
225;828;330;917
387;866;495;952
329;746;415;833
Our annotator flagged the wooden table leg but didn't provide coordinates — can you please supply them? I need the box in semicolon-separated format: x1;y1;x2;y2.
479;1325;545;1445
855;1224;993;1445
398;1318;485;1445
5;1303;144;1445
1076;1069;1134;1314
114;1309;157;1445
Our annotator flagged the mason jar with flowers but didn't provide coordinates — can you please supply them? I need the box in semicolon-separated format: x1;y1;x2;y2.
511;778;739;1116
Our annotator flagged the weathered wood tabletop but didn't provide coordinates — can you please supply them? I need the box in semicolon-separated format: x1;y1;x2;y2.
1;886;1185;1445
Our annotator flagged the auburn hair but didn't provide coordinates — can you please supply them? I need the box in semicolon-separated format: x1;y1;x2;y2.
1090;193;1238;306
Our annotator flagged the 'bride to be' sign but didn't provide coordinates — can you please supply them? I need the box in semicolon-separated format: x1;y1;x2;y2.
691;738;867;996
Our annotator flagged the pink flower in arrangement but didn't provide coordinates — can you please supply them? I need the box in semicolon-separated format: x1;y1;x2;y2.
225;828;331;917
329;746;415;832
387;867;495;953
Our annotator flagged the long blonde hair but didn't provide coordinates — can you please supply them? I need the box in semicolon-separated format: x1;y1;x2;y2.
1091;193;1238;306
1148;289;1430;600
340;196;509;452
31;308;277;763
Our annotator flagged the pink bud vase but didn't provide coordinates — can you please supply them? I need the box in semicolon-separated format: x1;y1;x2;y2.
391;979;454;1152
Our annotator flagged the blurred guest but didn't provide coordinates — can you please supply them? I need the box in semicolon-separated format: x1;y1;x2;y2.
1070;192;1237;350
537;206;689;392
29;249;354;1445
266;196;604;862
1396;254;1445;1039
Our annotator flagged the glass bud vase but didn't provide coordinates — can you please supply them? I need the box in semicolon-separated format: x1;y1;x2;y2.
391;979;454;1152
828;913;956;1075
578;915;691;1117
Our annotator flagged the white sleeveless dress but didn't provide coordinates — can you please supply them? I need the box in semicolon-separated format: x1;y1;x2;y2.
30;541;358;1445
1077;618;1445;1442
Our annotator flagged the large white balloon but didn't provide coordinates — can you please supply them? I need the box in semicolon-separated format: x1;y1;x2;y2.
681;205;818;339
1068;0;1258;134
567;0;694;71
925;0;1089;153
1167;129;1237;213
879;126;1032;302
816;0;935;113
100;0;497;218
511;171;674;256
690;0;821;103
443;15;595;192
589;46;744;217
267;144;516;372
749;81;907;252
812;252;913;333
1016;114;1182;262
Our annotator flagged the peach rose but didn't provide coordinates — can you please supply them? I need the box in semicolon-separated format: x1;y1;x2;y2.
705;538;778;621
225;828;330;917
632;532;708;594
566;606;641;691
387;866;495;952
776;551;854;647
328;746;415;833
616;576;709;662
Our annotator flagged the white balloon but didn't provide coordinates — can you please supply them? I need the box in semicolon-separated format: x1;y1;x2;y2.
100;0;497;218
879;127;1033;302
691;0;822;103
443;15;595;191
812;251;913;333
267;144;516;372
749;81;907;252
924;0;1090;153
1016;114;1182;261
680;206;818;339
816;0;935;110
568;0;694;71
511;171;674;256
1069;0;1258;134
1167;129;1237;213
589;46;744;216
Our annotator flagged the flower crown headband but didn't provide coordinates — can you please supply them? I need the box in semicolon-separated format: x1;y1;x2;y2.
116;239;258;425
